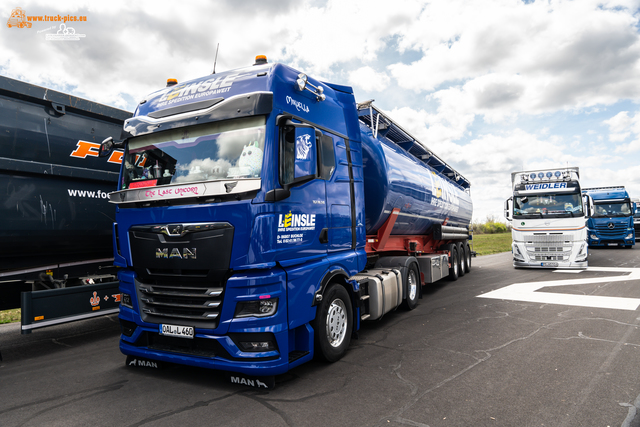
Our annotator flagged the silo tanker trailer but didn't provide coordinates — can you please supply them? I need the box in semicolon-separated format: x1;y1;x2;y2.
99;57;473;385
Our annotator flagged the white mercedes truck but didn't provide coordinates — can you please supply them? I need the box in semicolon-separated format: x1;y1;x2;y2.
504;167;588;268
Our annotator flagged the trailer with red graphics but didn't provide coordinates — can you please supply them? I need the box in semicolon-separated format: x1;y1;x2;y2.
0;75;130;335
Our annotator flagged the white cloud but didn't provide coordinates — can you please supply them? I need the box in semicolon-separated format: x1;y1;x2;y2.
348;66;390;92
389;0;640;123
605;111;640;153
2;0;639;222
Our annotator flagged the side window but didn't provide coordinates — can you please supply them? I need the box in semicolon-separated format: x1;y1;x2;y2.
318;133;335;181
279;120;335;186
281;126;296;185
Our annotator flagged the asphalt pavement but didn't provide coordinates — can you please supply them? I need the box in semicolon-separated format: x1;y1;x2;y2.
1;247;640;427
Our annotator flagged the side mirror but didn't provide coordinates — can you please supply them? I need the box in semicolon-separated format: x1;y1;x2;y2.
293;126;317;179
504;197;512;221
99;137;114;158
582;195;594;217
99;136;124;158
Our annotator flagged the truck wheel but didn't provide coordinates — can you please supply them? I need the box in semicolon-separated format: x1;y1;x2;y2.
448;244;459;281
313;284;352;362
456;242;465;277
463;242;472;273
402;263;420;310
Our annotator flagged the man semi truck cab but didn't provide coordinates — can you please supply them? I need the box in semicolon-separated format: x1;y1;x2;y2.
504;167;588;268
100;57;473;380
582;187;635;248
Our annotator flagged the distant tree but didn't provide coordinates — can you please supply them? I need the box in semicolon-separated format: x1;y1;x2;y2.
472;215;511;234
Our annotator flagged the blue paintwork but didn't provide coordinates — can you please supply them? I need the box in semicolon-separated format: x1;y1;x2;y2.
582;187;635;247
361;124;473;234
115;61;472;376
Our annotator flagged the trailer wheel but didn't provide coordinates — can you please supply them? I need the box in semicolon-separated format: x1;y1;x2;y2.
463;242;472;273
456;242;465;277
447;244;459;281
402;263;420;310
313;284;353;362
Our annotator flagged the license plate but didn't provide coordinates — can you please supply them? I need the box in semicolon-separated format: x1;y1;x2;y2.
160;324;194;339
607;243;617;246
542;262;559;267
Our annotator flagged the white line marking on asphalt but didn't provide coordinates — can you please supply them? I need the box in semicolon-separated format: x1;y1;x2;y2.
478;267;640;311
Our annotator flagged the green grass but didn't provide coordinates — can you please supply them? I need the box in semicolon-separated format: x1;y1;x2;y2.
0;308;20;324
471;232;512;256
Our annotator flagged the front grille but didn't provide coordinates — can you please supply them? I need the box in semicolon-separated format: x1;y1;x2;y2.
531;254;567;261
524;234;570;244
531;246;565;252
129;222;234;329
523;233;572;261
594;223;626;237
136;280;224;328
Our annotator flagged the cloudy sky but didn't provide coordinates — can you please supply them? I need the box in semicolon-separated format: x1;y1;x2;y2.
2;0;640;222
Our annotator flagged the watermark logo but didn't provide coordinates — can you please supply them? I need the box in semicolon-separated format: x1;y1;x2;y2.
46;23;85;41
6;7;31;28
7;7;88;41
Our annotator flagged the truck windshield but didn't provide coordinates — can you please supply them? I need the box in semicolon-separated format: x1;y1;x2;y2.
592;201;632;218
514;192;583;218
121;116;265;190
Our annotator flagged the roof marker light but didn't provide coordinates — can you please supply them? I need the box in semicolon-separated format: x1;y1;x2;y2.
254;55;268;65
166;78;178;87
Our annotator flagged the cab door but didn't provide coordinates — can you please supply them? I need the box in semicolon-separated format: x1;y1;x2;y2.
272;119;328;261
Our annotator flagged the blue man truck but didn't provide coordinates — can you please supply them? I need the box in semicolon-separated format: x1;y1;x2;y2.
100;56;473;384
582;186;635;248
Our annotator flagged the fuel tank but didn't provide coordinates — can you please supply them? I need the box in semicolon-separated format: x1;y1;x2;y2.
360;123;473;235
0;76;130;274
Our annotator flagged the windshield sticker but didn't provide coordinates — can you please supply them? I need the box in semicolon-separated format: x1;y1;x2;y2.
155;73;248;108
141;184;205;201
130;180;157;189
525;182;567;191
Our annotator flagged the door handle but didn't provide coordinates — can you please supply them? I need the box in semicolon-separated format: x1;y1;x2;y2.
319;228;328;244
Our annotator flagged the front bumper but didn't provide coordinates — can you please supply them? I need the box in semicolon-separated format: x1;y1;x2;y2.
117;266;314;377
513;260;588;269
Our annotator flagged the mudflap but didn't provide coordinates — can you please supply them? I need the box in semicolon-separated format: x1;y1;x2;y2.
227;373;275;390
125;355;165;370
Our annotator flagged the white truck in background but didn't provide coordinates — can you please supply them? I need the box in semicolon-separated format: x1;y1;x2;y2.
504;167;588;268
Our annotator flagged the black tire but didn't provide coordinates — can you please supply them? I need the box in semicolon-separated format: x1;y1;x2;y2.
456;242;465;277
448;244;459;281
313;284;353;362
402;263;420;310
464;242;472;272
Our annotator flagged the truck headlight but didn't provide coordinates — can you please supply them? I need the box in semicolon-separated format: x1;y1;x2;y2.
626;233;634;240
513;244;525;261
590;234;599;240
235;297;278;318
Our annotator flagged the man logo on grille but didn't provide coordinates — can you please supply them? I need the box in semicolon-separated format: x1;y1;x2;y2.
161;224;184;236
